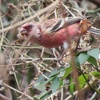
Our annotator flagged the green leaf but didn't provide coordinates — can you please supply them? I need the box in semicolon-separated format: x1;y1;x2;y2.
39;91;49;100
49;68;65;78
78;53;89;64
87;48;99;59
51;77;60;93
60;79;63;87
1;5;7;13
34;97;39;100
69;77;75;95
78;74;88;88
9;0;17;4
92;72;100;79
49;70;59;77
34;81;46;91
57;71;65;77
63;67;72;79
88;56;98;66
46;77;55;84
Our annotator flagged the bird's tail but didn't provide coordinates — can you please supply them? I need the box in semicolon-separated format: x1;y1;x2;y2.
88;26;100;35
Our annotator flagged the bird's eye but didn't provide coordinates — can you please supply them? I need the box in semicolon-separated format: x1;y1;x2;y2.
29;24;33;28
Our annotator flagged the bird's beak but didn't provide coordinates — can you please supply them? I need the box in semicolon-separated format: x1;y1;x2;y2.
20;28;28;35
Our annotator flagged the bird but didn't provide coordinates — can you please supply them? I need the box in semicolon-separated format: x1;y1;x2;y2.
18;17;99;49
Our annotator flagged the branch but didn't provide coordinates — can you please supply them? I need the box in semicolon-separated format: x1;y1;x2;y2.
0;0;59;33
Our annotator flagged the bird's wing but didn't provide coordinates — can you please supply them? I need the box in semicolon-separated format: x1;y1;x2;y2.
43;17;81;34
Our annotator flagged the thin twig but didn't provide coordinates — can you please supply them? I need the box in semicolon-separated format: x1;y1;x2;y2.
90;85;100;100
0;93;10;100
0;0;60;33
3;82;33;100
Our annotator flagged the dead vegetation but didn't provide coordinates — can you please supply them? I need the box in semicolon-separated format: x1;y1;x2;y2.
0;0;100;100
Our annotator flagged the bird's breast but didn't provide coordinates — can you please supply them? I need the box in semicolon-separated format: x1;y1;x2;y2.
30;23;80;48
37;29;68;48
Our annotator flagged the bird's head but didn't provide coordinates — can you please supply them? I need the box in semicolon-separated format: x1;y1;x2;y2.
18;22;42;39
20;22;34;36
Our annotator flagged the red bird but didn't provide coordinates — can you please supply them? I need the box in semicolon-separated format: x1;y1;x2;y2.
18;17;99;49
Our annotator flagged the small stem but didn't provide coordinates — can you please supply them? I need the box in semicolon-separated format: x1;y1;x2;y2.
3;82;33;100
